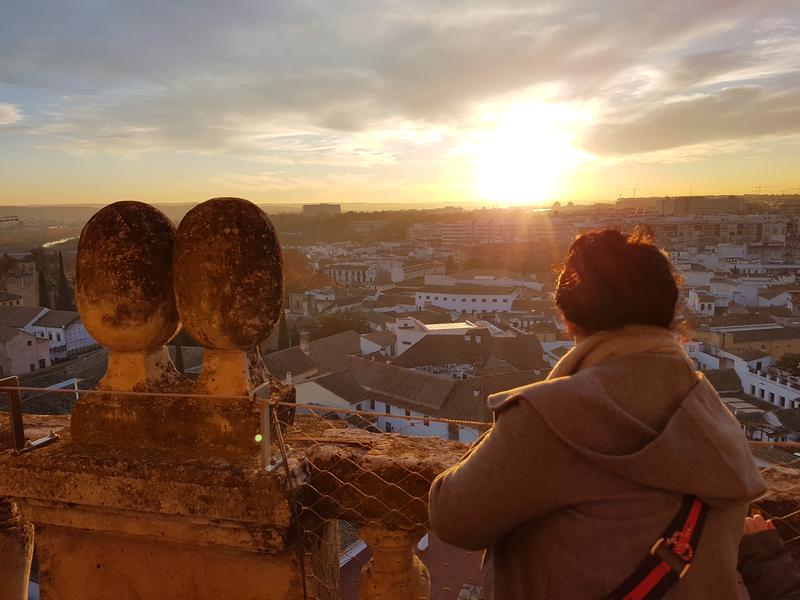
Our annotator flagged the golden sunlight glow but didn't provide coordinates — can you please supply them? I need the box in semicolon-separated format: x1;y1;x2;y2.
474;102;590;206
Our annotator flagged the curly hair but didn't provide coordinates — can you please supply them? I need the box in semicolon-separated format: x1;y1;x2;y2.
554;228;680;335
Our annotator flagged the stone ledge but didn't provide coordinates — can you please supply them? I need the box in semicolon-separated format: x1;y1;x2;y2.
287;428;469;529
0;429;296;552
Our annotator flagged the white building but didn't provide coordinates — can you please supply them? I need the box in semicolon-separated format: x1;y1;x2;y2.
414;284;517;313
0;325;51;377
29;310;96;360
394;318;482;356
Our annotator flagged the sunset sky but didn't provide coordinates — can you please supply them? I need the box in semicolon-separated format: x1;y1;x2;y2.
1;1;799;206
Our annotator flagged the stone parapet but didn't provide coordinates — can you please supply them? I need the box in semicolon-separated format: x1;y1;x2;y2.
0;198;323;600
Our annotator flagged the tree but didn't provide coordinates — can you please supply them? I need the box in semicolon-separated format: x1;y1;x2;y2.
37;270;50;308
54;251;75;310
776;353;800;376
283;249;335;293
277;312;290;349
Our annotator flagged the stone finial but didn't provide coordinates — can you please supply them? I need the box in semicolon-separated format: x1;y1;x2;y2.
76;201;181;390
173;197;284;395
358;525;430;600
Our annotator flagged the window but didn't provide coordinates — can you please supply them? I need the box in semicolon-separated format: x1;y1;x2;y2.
39;359;46;369
769;392;775;402
423;415;430;426
56;333;61;342
404;409;411;417
48;333;52;340
385;404;391;414
434;296;439;300
30;364;35;372
482;299;486;303
471;298;476;302
492;299;497;303
426;296;430;300
27;340;32;346
760;389;765;398
402;340;411;345
461;298;466;302
370;399;376;410
356;403;362;411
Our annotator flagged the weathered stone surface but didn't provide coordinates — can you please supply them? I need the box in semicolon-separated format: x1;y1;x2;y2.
71;380;294;459
35;524;303;600
358;524;431;600
0;498;33;600
289;428;468;529
173;197;284;350
0;412;69;450
76;201;179;352
0;430;295;540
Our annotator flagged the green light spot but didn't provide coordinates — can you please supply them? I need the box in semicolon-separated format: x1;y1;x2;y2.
254;433;263;443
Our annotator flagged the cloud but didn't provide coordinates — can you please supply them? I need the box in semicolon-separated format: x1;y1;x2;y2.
583;86;800;155
0;103;22;126
2;0;800;164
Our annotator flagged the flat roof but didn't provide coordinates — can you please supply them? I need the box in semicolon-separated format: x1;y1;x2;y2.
422;321;478;331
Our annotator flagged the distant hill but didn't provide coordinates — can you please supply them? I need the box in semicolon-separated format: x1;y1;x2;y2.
0;200;484;225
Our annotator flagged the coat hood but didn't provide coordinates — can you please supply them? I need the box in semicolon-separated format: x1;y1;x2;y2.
488;327;766;504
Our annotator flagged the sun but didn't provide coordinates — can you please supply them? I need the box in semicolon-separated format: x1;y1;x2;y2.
473;102;589;206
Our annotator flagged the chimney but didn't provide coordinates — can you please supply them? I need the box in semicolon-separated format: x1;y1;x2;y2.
299;330;310;355
286;371;293;385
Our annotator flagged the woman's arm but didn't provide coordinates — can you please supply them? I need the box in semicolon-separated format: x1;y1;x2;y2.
739;516;800;600
428;398;573;550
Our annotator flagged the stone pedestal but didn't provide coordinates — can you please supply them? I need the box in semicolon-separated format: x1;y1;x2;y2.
0;430;304;599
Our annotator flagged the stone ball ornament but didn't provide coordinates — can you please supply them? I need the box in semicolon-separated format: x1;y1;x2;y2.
76;201;179;352
173;197;284;350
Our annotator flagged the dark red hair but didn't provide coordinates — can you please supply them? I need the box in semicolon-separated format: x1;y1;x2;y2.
554;228;680;335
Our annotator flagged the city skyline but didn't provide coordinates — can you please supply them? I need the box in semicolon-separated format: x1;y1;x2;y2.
1;1;800;206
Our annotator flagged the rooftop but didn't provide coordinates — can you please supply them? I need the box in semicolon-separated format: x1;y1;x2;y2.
418;284;516;295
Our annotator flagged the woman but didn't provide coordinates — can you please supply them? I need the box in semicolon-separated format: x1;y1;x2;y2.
429;229;766;599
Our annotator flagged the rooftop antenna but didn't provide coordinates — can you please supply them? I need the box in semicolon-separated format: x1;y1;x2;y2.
617;187;639;198
753;185;775;195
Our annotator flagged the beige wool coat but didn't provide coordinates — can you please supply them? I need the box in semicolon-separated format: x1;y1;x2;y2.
429;326;766;599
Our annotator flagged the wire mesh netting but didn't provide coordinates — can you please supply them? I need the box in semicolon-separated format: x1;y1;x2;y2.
271;400;490;600
5;384;800;599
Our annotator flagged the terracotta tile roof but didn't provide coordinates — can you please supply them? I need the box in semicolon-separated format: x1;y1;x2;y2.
727;348;771;362
703;368;742;393
391;333;547;372
0;306;46;328
0;325;25;343
418;284;515;295
32;309;80;328
731;327;800;343
362;331;396;347
263;346;317;378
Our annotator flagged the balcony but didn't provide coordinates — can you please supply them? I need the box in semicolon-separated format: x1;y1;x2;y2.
2;198;800;600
